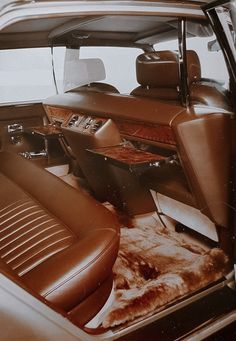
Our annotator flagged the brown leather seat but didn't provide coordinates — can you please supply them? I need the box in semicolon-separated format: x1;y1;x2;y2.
131;50;231;110
0;151;120;325
187;50;231;110
74;82;119;94
131;50;180;103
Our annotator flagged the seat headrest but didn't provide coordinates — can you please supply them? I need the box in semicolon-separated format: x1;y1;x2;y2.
136;51;179;88
136;50;201;88
186;50;201;83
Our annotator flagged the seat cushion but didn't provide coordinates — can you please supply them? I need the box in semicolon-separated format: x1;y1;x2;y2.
0;152;120;312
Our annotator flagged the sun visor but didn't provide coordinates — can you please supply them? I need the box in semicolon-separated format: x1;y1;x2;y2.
63;49;106;92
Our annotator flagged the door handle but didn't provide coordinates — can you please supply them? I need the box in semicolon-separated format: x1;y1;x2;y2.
7;123;23;134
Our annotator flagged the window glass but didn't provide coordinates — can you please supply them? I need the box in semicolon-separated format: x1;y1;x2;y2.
154;35;229;89
216;1;236;58
79;47;141;94
0;48;57;104
186;35;229;88
154;39;178;51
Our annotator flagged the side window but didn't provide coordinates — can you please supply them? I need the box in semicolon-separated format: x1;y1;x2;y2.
79;47;141;94
204;1;236;86
186;35;229;88
216;1;236;55
0;48;57;104
154;31;229;89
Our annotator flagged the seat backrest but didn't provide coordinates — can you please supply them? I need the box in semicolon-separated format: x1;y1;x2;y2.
187;50;231;110
131;50;231;110
74;81;119;94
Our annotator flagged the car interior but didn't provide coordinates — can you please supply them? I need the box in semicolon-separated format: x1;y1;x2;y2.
0;2;236;339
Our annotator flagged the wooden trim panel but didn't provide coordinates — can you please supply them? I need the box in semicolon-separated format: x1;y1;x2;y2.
44;105;74;124
88;145;165;165
116;120;176;145
44;105;176;146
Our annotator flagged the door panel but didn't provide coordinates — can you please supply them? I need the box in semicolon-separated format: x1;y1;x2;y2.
0;102;47;154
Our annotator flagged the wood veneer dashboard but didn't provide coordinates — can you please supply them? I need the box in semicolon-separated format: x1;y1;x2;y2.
43;92;187;149
44;106;177;149
43;92;232;230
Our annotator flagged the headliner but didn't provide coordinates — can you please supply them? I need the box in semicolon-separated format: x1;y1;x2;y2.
0;0;211;49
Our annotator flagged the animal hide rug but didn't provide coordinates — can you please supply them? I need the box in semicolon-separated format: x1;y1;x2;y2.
102;224;229;328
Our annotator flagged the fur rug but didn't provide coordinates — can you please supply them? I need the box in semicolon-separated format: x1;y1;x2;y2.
101;223;229;328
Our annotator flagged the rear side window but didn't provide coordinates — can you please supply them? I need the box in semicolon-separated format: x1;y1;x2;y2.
186;35;229;88
155;34;229;89
0;48;57;104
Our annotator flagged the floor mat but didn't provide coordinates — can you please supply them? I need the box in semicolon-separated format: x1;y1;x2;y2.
101;222;229;328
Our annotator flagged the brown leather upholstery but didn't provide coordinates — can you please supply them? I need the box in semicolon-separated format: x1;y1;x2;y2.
131;50;231;110
75;82;119;94
0;151;119;322
173;113;232;229
131;51;180;101
190;81;231;110
141;163;197;208
187;51;231;110
186;50;201;84
135;51;179;88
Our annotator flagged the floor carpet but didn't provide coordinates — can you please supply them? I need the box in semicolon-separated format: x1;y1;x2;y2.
101;221;229;328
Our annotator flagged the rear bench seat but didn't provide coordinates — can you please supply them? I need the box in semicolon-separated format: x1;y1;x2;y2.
0;151;120;325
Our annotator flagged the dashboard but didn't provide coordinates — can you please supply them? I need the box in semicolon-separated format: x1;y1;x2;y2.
44;105;176;149
43;90;231;231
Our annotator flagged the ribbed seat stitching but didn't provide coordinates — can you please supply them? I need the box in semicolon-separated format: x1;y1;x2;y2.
0;218;55;250
0;215;50;242
0;199;26;213
0;173;78;239
12;235;74;273
5;229;69;263
0;207;43;225
17;239;74;276
0;201;33;219
0;210;45;233
1;223;63;258
0;171;80;281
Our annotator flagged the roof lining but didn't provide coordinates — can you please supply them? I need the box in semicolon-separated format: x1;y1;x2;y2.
48;16;106;39
0;1;209;49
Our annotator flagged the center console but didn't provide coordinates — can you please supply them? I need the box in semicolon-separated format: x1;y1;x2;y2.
67;114;105;133
61;112;166;214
